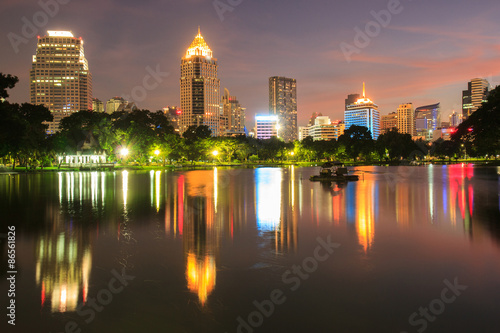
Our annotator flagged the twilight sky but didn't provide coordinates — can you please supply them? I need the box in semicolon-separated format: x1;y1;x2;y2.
1;0;500;128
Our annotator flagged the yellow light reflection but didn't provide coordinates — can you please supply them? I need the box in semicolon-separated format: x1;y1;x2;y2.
122;170;129;208
37;232;92;313
186;252;216;306
156;171;161;212
214;167;218;213
356;182;375;253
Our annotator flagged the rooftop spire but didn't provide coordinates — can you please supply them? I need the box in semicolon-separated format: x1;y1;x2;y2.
185;27;213;59
363;82;366;98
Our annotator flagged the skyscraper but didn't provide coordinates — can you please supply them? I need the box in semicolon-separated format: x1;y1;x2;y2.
220;88;245;136
180;28;220;136
397;103;414;136
344;83;380;139
269;76;297;142
415;103;441;140
30;31;92;134
462;78;490;119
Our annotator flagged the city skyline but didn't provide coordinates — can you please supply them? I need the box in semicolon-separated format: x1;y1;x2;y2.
2;0;500;128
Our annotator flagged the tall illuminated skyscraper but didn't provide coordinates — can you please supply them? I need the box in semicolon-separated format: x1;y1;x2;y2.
344;83;380;139
30;31;92;134
180;28;220;136
397;103;414;135
269;76;297;142
462;78;490;119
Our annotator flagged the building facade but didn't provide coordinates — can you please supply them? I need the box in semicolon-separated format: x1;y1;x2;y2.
308;117;344;141
344;83;380;139
180;28;220;136
269;76;297;142
30;31;92;134
396;103;414;135
105;97;137;114
345;94;360;108
163;106;182;134
415;103;441;140
255;115;278;140
449;110;463;127
92;98;104;112
220;88;245;136
462;78;490;119
380;112;398;134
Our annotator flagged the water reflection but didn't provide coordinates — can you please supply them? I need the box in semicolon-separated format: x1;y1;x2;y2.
35;227;92;313
355;181;376;253
256;168;282;231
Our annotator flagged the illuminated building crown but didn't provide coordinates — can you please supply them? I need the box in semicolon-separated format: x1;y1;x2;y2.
354;82;375;105
186;27;213;59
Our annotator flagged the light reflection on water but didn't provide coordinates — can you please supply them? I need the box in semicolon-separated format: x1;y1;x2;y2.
1;165;499;332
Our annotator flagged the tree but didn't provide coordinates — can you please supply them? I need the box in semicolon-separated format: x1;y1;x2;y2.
376;128;418;161
0;73;18;99
338;125;375;161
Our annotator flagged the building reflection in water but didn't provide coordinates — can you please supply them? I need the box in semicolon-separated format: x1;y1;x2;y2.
354;181;376;253
37;172;102;312
256;168;282;231
255;167;298;254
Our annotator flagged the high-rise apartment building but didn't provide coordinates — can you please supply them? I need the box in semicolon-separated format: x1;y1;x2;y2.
344;83;380;139
180;28;220;136
462;78;490;119
30;31;92;134
396;103;414;136
269;76;297;142
220;88;245;136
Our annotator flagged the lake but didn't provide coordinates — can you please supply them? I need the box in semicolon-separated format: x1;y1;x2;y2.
1;165;499;333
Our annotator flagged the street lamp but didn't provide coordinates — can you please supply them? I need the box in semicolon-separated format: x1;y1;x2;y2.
120;148;129;156
212;150;219;164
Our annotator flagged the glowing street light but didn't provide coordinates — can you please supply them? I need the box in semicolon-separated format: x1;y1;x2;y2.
154;149;160;156
212;150;219;157
120;148;129;156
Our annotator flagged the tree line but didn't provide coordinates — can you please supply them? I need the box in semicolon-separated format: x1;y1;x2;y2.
1;72;498;169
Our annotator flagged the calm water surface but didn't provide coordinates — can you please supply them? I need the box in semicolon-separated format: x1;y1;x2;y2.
1;166;500;333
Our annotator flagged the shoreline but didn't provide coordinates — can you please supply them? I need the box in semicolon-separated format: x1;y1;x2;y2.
1;159;499;174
